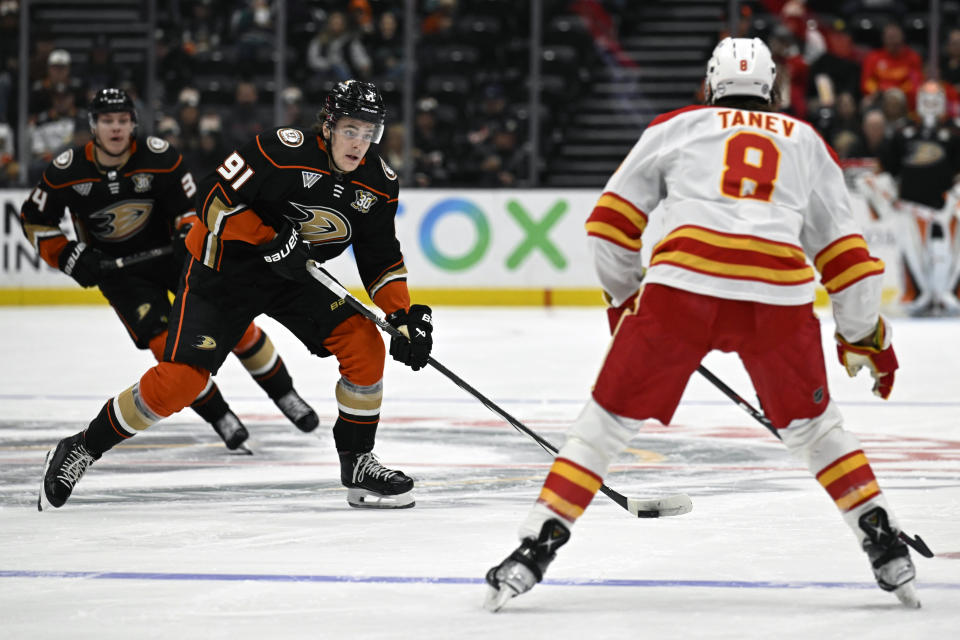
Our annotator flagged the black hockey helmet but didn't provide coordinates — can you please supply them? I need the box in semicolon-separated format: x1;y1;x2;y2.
88;87;138;130
319;80;386;143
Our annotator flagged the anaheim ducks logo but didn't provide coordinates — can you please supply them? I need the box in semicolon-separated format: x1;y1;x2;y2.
193;335;217;350
87;199;154;242
906;141;946;167
287;201;352;245
136;303;151;321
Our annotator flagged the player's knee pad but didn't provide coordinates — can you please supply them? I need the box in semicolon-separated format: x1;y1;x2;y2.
325;314;385;386
138;361;210;418
562;399;641;475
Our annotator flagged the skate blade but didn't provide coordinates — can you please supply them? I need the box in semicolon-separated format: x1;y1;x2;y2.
346;488;415;509
483;584;519;612
37;449;54;512
894;581;921;609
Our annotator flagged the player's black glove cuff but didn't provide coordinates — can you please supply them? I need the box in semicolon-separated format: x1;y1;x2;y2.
260;225;312;283
58;241;105;288
386;304;433;371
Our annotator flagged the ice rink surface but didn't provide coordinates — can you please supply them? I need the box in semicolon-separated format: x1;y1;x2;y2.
1;305;958;639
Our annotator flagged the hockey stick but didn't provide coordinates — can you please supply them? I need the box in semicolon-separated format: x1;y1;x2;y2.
100;246;173;271
305;260;692;518
697;365;934;558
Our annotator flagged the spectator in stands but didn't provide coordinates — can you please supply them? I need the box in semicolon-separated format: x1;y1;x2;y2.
29;49;85;124
861;23;923;108
176;87;202;159
471;118;526;187
157;115;182;149
422;0;457;37
769;27;809;120
225;79;266;150
348;0;375;37
808;25;861;109
28;83;76;178
880;87;910;135
186;112;227;177
940;29;960;91
0;119;16;187
411;96;452;187
370;11;404;80
182;0;225;55
845;109;889;164
306;10;372;83
231;0;275;64
465;83;509;149
382;122;406;176
280;86;310;128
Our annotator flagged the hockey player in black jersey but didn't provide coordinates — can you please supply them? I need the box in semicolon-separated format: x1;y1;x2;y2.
22;87;319;456
38;80;433;511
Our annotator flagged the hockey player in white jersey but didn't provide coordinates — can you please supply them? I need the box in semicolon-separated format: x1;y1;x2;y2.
485;37;928;611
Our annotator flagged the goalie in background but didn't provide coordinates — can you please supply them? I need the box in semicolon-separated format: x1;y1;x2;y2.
20;87;319;453
857;80;960;316
486;37;924;611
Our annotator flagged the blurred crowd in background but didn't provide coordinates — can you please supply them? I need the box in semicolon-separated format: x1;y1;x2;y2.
0;0;958;188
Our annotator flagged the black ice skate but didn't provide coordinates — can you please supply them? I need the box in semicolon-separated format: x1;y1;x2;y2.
484;518;571;612
211;410;251;453
859;506;920;608
339;451;414;508
274;390;320;433
38;432;99;511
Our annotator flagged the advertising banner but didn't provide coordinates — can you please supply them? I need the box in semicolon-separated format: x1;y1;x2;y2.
1;188;903;306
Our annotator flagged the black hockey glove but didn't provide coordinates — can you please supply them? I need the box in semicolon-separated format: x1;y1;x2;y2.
386;304;433;371
58;241;106;288
260;225;312;283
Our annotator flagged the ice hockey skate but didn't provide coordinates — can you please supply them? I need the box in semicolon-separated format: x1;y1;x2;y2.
339;451;414;508
274;389;320;433
38;432;99;511
484;519;570;612
211;410;251;453
859;507;920;608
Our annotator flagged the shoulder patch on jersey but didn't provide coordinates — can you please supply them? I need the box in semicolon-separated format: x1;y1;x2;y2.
277;128;304;147
147;136;170;153
380;156;397;181
53;148;74;169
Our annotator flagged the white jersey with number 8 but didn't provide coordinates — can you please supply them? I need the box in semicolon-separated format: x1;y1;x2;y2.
586;104;885;342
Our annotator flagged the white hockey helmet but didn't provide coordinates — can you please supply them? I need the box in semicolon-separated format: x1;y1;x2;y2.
705;37;777;104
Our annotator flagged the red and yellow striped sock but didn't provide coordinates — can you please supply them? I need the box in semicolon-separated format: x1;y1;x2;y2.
816;449;881;512
537;457;603;523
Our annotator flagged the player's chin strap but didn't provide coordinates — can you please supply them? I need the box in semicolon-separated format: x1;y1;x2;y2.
305;260;693;519
696;365;934;559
